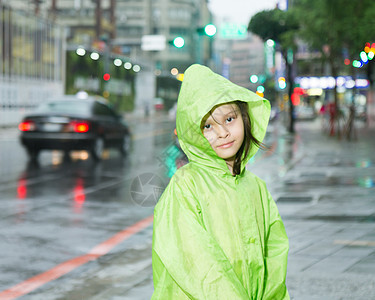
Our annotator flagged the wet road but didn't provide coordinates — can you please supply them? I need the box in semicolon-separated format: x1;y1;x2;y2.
0;114;176;299
2;111;374;299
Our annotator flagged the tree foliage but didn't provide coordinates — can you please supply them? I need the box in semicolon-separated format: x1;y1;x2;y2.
293;0;375;70
248;9;299;133
248;1;375;134
248;9;298;50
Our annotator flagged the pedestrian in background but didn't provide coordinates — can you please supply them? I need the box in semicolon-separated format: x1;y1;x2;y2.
152;64;289;299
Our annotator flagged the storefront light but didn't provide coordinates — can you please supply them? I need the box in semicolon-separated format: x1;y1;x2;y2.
114;58;122;66
90;52;99;60
124;62;132;69
76;47;86;56
133;64;141;72
345;80;355;89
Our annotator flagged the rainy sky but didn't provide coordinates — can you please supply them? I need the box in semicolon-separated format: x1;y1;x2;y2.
208;0;279;24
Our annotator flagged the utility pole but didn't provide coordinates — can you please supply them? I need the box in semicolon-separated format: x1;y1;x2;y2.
33;0;42;15
95;0;102;39
50;0;57;21
110;0;116;40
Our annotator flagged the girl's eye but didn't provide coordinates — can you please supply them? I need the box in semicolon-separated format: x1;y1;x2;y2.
226;117;234;123
204;124;211;130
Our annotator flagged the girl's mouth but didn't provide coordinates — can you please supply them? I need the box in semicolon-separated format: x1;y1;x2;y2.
217;141;234;149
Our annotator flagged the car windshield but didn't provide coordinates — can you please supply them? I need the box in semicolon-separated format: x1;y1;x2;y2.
36;101;91;115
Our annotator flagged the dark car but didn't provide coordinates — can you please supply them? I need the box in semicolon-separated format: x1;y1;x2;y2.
18;95;131;160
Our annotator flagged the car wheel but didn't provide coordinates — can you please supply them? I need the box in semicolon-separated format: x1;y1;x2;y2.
120;134;131;155
91;137;104;160
26;147;40;161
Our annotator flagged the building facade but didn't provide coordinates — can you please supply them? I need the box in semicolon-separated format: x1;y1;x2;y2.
4;0;213;115
0;2;66;126
229;34;265;90
6;0;212;73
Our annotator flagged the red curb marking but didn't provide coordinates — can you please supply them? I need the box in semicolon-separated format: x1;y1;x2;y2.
0;215;154;300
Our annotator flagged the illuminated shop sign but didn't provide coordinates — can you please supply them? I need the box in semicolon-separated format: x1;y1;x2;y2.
295;76;369;89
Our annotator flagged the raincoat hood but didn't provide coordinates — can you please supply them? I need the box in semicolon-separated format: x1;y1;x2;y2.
176;64;271;174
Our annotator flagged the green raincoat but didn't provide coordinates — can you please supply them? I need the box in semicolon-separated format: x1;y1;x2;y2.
152;64;289;299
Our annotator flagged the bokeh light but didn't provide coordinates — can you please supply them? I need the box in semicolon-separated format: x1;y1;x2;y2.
250;75;259;83
133;64;141;72
114;58;122;66
124;62;132;69
76;47;86;56
90;52;99;60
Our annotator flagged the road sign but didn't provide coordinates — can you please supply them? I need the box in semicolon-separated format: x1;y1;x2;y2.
141;35;166;51
219;23;247;39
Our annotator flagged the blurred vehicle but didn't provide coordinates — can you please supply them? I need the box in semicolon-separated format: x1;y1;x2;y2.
294;105;316;120
18;95;131;161
154;97;165;111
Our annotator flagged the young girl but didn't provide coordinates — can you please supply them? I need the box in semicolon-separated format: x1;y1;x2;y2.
152;64;289;299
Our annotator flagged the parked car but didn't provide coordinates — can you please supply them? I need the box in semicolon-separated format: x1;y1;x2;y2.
18;95;131;160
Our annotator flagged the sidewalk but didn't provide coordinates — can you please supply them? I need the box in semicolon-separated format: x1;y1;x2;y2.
125;116;375;299
265;118;375;299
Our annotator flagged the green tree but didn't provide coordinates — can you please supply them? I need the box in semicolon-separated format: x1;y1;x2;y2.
248;9;299;133
293;0;375;137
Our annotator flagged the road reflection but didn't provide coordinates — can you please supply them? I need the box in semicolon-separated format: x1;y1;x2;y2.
73;177;86;214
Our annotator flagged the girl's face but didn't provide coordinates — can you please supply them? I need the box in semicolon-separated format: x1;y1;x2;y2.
202;103;244;165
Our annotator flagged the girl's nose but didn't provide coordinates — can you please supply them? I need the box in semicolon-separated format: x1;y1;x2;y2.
217;124;230;138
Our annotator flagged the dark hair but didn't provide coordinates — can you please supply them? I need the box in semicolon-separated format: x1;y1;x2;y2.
201;101;267;176
232;101;266;175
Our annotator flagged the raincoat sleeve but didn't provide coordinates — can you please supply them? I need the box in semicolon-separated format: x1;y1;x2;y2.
262;190;290;299
152;177;249;299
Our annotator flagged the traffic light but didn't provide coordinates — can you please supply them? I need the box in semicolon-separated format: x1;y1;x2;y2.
197;24;217;37
103;73;110;81
204;24;217;37
169;36;185;48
